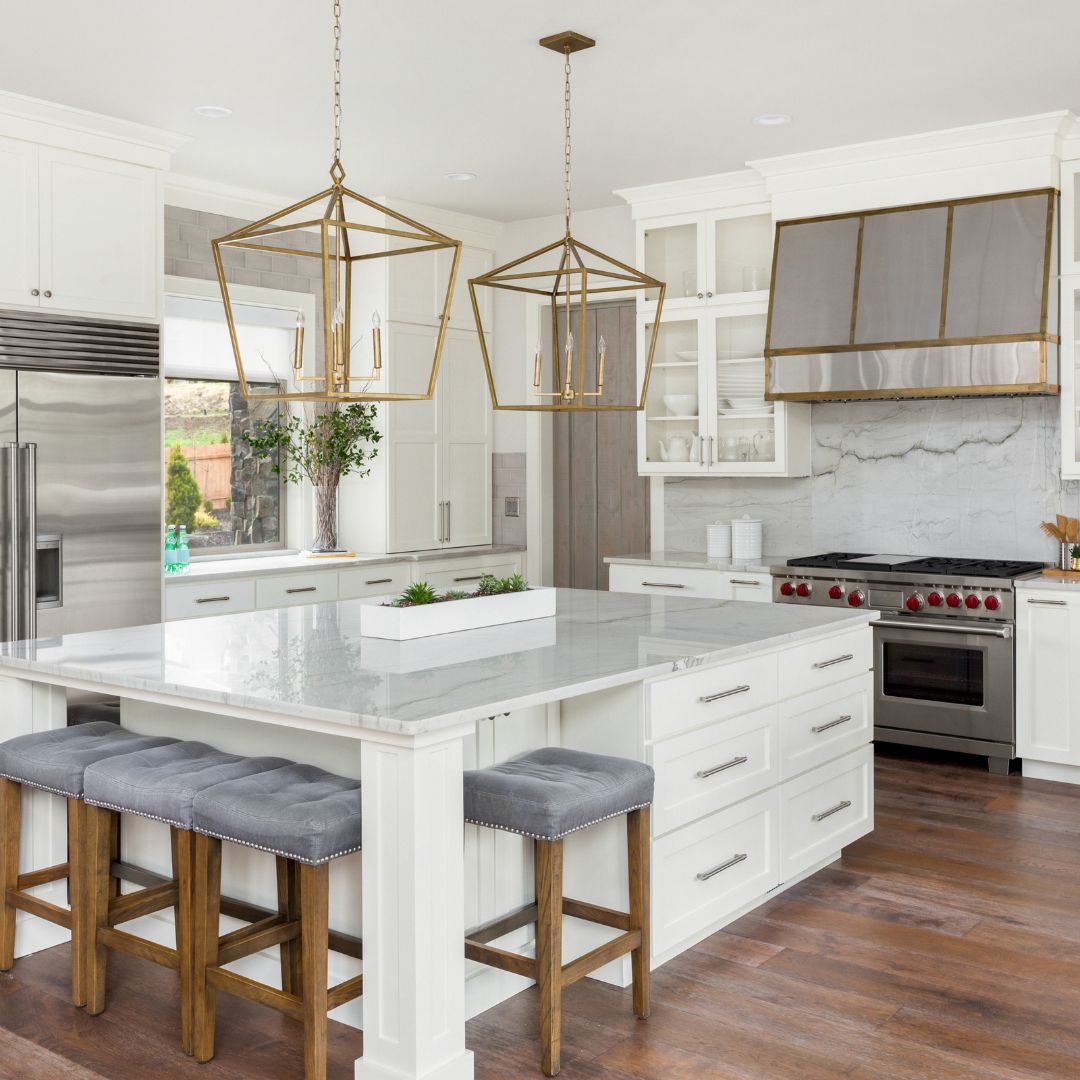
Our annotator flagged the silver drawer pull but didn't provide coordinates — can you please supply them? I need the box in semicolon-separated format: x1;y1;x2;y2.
1027;598;1068;606
812;653;854;670
454;575;485;583
286;586;318;595
642;581;686;589
195;595;231;604
728;578;762;586
698;685;750;704
812;799;852;823
365;577;393;585
696;755;748;779
696;853;748;881
811;714;852;735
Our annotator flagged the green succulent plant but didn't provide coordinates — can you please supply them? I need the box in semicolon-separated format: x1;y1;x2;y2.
477;573;528;596
442;590;471;601
393;581;439;607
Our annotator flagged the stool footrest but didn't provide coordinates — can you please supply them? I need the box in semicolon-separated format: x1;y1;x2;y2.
6;888;71;928
327;974;364;1010
107;882;178;927
16;862;69;891
464;940;537;980
561;929;641;988
218;915;298;966
465;902;538;945
207;965;304;1021
562;897;632;932
98;927;179;971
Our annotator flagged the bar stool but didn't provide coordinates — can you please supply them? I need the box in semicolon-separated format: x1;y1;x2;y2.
190;762;365;1080
80;741;289;1054
463;747;654;1077
0;722;176;1005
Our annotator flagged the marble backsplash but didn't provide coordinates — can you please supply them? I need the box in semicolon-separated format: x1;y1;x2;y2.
665;397;1080;562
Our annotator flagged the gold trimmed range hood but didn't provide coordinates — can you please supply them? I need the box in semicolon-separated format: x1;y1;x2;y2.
764;188;1059;401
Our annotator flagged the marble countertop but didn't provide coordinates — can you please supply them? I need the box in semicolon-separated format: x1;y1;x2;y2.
1016;574;1080;593
605;550;794;575
0;590;874;738
173;545;526;584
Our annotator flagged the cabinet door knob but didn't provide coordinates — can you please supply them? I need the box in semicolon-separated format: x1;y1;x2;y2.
696;292;704;299
706;291;714;298
30;289;39;297
43;290;52;298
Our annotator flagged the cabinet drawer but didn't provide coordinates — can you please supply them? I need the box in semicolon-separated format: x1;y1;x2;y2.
338;565;411;601
421;559;521;590
780;744;873;880
726;572;772;603
653;790;780;957
651;705;778;835
609;564;728;599
780;675;873;781
165;579;256;620
780;626;873;700
255;572;338;610
648;653;778;741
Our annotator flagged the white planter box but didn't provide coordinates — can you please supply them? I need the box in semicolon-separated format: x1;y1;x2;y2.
358;587;557;640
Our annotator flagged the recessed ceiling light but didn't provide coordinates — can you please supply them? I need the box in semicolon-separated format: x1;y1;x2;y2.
193;105;233;119
752;113;791;127
444;171;477;182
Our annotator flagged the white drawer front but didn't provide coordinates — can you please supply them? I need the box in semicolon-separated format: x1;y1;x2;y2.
781;626;873;700
338;565;411;601
165;579;256;621
653;790;780;957
652;705;778;835
609;564;729;600
648;653;778;741
726;572;772;604
421;560;521;590
780;675;873;781
255;572;339;610
780;744;873;880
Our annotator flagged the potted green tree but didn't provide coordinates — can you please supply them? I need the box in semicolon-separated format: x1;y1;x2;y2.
242;403;381;553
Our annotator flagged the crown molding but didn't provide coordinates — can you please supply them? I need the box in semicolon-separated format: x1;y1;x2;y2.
615;169;767;220
0;89;188;170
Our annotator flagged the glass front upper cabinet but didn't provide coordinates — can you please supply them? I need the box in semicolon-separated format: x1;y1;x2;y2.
1063;279;1080;479
713;311;776;468
713;213;774;297
642;220;700;303
639;315;706;471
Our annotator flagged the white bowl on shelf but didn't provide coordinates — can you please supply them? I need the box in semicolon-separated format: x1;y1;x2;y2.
723;397;767;410
674;350;698;362
663;393;698;416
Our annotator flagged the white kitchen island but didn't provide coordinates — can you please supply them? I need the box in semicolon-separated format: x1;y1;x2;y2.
0;589;875;1080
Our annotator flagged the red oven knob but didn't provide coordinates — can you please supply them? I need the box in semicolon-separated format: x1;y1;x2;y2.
927;591;943;607
779;581;795;597
965;593;981;609
984;594;1001;611
946;593;962;608
828;584;844;600
847;589;865;608
796;582;812;598
905;594;923;612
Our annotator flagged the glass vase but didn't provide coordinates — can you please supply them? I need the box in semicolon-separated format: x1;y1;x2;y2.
312;483;340;552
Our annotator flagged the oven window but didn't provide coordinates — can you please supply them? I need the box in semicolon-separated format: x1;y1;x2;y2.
882;642;984;707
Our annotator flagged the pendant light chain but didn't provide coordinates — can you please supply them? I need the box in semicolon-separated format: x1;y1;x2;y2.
563;46;573;237
332;0;343;166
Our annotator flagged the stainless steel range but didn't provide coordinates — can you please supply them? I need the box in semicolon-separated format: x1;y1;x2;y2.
771;553;1045;773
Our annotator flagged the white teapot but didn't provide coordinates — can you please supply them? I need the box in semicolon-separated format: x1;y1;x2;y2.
657;432;697;462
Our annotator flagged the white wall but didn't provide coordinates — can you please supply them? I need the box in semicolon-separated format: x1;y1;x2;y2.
491;204;635;452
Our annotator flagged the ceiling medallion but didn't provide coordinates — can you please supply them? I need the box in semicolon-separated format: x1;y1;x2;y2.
211;0;462;403
469;31;666;412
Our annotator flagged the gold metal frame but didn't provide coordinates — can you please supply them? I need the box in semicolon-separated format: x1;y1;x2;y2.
212;174;462;403
763;187;1060;401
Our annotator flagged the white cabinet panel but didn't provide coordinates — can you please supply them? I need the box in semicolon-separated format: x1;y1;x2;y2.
780;626;873;700
255;571;338;610
780;674;873;780
421;557;522;591
38;147;158;319
0;136;39;308
608;563;730;600
387;241;441;327
338;564;411;600
165;579;256;620
726;572;772;603
1017;589;1080;764
441;246;492;330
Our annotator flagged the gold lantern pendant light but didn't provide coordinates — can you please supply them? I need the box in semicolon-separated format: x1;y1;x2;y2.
469;32;666;412
211;0;463;403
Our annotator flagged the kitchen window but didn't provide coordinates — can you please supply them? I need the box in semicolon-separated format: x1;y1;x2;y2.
163;291;303;553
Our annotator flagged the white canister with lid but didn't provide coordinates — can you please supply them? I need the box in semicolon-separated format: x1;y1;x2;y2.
706;521;732;559
731;514;764;562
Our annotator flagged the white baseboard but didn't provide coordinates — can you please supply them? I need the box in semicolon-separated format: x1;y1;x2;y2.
1021;759;1080;785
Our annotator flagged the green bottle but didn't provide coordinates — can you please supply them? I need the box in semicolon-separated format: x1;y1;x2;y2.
164;525;178;574
177;525;191;574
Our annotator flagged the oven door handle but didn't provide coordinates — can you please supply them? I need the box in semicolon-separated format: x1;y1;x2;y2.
874;618;1012;639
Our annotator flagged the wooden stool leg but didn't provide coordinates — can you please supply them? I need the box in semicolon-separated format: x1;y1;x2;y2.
83;804;116;1015
535;838;564;1078
193;833;222;1064
276;856;301;995
0;778;21;972
172;829;195;1055
626;807;651;1020
67;798;86;1007
299;861;330;1080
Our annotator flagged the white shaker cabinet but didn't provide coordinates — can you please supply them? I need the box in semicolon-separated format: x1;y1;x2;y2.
1016;587;1080;775
0;135;160;320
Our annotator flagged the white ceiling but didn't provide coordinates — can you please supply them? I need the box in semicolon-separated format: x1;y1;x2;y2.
3;1;1080;221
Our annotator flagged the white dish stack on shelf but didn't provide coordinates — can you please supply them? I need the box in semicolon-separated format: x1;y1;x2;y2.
731;515;764;562
706;521;732;559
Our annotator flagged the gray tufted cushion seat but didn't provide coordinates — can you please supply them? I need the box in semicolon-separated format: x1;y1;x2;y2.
192;763;362;866
464;747;655;841
0;722;178;799
83;742;292;831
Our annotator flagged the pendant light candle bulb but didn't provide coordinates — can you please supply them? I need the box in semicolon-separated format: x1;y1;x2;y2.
293;311;305;373
371;310;382;373
563;332;574;398
597;334;606;393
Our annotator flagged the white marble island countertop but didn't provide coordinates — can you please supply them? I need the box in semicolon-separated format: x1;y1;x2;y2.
0;590;874;737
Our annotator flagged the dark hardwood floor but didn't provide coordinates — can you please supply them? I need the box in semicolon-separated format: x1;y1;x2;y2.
3;747;1080;1079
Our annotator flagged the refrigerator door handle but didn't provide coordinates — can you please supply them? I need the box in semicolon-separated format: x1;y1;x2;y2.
18;444;37;640
0;443;17;642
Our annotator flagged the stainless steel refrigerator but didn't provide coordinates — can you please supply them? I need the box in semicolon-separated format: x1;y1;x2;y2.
0;309;162;643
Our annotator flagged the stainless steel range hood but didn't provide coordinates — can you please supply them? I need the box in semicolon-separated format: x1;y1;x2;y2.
765;189;1059;401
